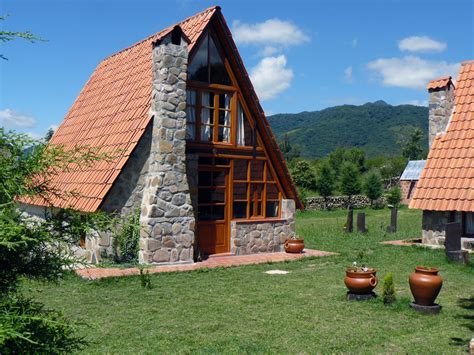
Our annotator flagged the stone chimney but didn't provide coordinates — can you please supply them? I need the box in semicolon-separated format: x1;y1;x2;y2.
427;76;455;148
139;26;196;264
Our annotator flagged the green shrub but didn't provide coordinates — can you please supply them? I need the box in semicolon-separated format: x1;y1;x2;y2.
113;210;141;264
0;294;85;353
317;161;336;201
386;187;402;207
291;160;317;190
139;267;152;289
340;162;361;207
382;273;396;305
363;170;383;207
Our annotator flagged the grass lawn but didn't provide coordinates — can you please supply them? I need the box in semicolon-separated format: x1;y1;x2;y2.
25;208;473;353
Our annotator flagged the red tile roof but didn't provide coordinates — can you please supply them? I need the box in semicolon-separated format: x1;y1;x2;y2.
410;60;474;212
20;6;219;212
426;76;453;90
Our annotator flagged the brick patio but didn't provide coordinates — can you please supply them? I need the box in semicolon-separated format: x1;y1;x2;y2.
76;249;336;280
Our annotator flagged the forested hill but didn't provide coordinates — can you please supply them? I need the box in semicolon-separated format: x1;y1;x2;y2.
267;101;429;158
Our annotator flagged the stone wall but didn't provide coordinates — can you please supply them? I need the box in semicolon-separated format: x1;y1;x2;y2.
305;195;385;210
101;123;152;215
138;32;196;264
428;84;454;148
422;210;452;246
230;199;296;255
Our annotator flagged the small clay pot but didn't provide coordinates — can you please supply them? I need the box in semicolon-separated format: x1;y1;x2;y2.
344;269;378;294
284;239;305;253
409;266;443;306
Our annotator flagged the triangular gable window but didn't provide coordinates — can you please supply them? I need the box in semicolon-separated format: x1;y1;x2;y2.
188;33;232;85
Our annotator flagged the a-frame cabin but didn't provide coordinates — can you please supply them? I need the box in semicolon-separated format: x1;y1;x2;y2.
19;6;301;263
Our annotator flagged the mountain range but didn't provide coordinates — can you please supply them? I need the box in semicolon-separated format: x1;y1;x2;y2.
267;101;429;158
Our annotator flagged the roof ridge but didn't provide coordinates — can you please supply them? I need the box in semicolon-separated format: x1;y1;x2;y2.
102;6;219;62
461;59;474;66
428;75;451;82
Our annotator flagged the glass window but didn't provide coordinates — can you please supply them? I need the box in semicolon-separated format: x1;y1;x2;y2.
201;91;214;141
234;160;248;181
209;35;232;85
251;160;264;181
185;90;196;139
233;202;247;219
188;35;208;82
236;102;254;147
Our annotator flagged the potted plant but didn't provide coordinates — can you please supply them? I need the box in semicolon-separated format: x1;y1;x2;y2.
344;262;378;294
284;236;305;253
409;266;443;306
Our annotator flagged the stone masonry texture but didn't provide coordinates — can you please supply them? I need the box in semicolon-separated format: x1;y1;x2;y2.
230;199;296;255
138;34;195;264
428;85;454;148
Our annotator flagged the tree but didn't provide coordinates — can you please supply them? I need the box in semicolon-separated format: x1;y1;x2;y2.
280;133;301;163
0;128;109;351
0;15;46;60
402;128;425;160
44;127;55;142
340;161;361;207
328;147;346;175
345;148;366;173
317;161;335;208
290;160;317;191
386;186;402;207
363;170;383;207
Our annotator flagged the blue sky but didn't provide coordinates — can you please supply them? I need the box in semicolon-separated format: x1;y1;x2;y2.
1;0;472;138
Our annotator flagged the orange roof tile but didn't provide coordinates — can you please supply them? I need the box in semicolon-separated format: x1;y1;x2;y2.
19;6;219;212
410;60;474;212
426;76;453;90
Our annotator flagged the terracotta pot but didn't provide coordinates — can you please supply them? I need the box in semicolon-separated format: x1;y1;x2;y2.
344;269;378;294
284;239;305;253
409;266;443;306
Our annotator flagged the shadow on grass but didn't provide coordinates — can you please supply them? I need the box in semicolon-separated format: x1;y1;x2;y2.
450;296;474;348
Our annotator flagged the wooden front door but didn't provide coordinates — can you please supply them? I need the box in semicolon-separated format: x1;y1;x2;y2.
197;165;230;255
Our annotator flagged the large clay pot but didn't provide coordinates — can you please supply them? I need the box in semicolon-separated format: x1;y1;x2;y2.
284;239;305;253
344;269;378;294
409;266;443;306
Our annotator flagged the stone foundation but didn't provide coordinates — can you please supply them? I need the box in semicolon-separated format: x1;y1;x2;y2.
230;199;296;255
422;210;451;246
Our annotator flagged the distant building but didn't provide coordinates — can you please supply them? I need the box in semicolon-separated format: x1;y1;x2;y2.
410;61;474;251
399;160;426;205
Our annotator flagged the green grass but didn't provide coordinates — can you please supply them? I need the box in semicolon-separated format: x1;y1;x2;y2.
24;208;473;353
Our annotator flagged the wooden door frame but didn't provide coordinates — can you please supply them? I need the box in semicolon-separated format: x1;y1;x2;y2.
196;164;231;255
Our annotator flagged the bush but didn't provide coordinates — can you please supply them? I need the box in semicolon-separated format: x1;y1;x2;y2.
0;295;84;353
386;187;402;207
363;170;383;207
382;273;396;305
317;161;335;200
340;162;361;206
113;210;140;264
291;160;317;191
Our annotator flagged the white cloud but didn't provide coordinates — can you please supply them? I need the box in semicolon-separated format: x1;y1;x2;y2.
398;36;447;53
367;56;459;89
403;99;428;106
232;18;309;56
250;55;293;100
344;66;353;83
0;108;37;129
352;38;358;48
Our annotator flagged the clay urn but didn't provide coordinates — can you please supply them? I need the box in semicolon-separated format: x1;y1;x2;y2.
284;238;305;253
344;268;378;294
409;266;443;306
